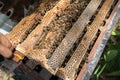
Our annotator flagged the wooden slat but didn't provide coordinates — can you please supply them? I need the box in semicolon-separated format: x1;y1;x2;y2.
47;0;102;73
5;0;53;46
26;0;90;59
16;0;71;55
58;0;114;80
24;0;91;74
77;1;120;80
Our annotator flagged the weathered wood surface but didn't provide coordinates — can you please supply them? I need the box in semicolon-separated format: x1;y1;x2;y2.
4;0;117;80
6;0;54;46
16;0;71;56
58;0;114;79
47;0;102;73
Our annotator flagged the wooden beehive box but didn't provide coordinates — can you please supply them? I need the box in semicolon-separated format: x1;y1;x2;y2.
4;0;120;80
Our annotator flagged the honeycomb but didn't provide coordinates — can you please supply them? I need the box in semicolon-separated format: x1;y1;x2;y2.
3;0;118;80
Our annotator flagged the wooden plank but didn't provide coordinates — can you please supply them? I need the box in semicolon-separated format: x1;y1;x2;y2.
16;0;71;55
77;1;120;79
24;0;91;74
27;0;90;59
5;0;54;46
47;0;102;73
58;0;114;80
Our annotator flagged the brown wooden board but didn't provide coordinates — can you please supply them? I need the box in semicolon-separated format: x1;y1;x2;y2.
77;1;120;80
6;0;58;46
3;0;119;80
57;0;114;79
47;0;102;74
16;0;71;56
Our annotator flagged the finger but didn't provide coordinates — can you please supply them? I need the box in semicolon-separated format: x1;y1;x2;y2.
10;46;14;51
0;44;12;58
0;33;12;49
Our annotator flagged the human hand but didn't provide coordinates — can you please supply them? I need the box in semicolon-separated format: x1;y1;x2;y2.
0;33;13;58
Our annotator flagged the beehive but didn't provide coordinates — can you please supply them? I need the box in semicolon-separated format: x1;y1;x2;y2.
1;0;120;80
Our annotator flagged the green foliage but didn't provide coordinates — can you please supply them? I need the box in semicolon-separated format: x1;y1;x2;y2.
91;28;120;80
105;49;120;72
107;71;120;76
112;23;120;36
112;30;120;36
107;42;120;50
117;23;120;27
105;50;118;62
